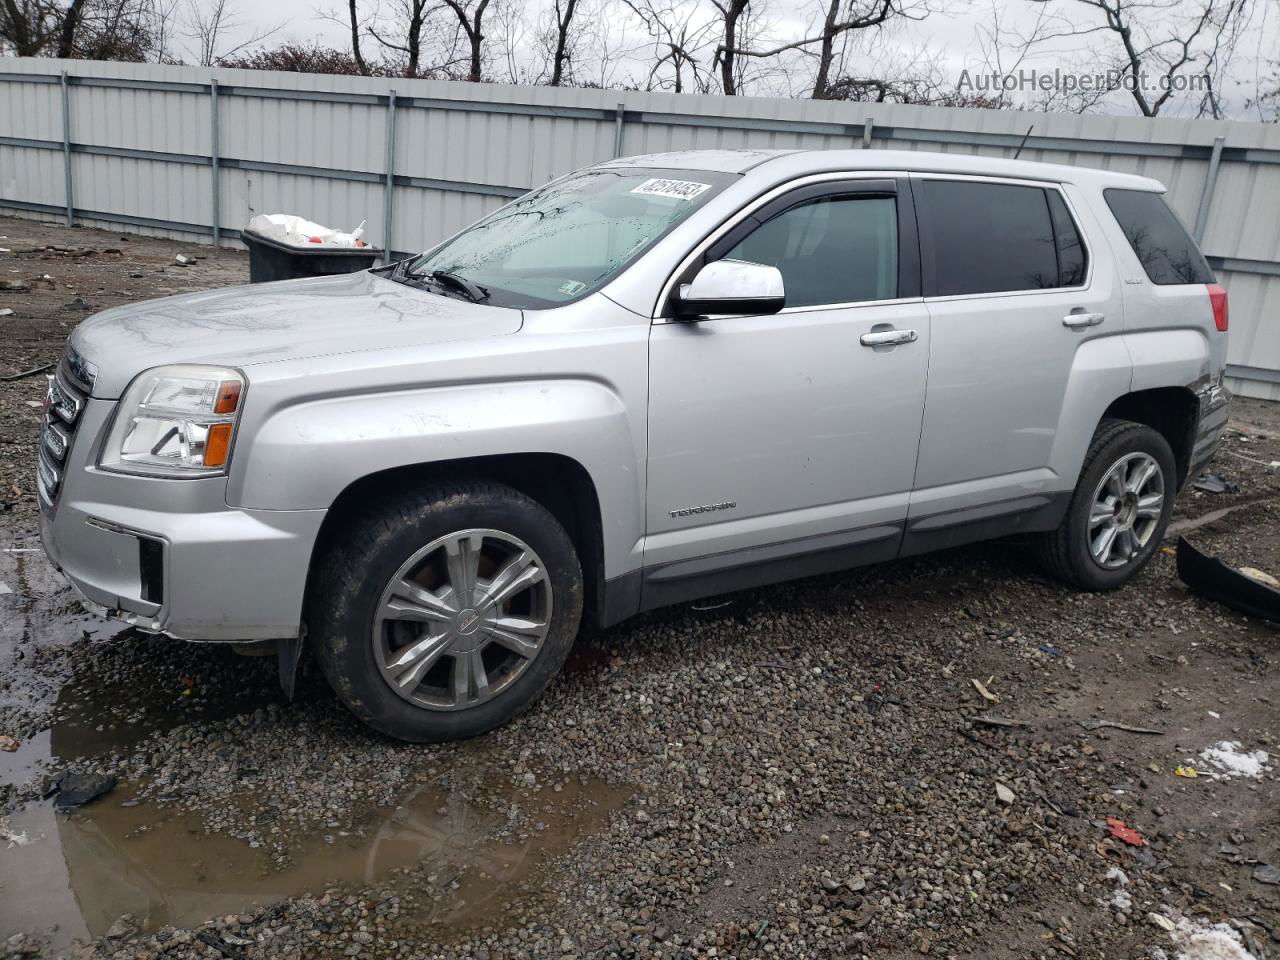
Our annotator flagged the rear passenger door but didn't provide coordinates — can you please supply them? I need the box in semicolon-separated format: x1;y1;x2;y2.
904;175;1127;553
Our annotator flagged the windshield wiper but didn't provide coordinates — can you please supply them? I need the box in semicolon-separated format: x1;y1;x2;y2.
425;270;489;303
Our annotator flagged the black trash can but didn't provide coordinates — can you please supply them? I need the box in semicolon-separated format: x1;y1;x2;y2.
242;230;383;283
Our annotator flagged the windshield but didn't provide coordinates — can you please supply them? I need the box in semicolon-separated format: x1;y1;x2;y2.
403;167;735;308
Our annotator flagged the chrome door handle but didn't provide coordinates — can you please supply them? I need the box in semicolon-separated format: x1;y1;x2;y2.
1062;312;1105;328
860;328;918;347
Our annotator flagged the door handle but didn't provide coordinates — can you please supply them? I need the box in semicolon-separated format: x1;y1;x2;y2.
860;328;918;347
1062;312;1105;328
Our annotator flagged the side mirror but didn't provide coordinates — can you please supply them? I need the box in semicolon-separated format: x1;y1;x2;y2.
674;259;785;319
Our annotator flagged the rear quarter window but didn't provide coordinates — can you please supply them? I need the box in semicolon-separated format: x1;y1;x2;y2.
1103;188;1214;285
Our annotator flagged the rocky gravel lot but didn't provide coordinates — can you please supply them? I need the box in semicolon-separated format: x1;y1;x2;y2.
1;215;1278;960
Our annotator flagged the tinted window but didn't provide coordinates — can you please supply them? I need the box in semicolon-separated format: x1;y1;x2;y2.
723;195;897;308
1047;191;1088;286
922;180;1063;295
1104;188;1214;285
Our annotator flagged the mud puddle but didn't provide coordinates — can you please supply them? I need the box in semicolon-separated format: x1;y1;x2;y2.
2;774;628;949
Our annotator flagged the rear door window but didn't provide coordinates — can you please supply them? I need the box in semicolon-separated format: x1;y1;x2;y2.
919;180;1085;296
1103;188;1214;285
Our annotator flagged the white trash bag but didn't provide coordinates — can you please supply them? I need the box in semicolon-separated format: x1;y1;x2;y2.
247;214;369;249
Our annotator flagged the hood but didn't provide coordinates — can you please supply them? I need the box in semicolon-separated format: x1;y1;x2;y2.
71;270;524;398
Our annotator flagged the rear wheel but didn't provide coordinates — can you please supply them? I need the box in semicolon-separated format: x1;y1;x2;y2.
308;480;583;741
1036;419;1176;590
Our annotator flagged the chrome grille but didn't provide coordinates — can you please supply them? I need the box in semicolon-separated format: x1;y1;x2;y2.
37;345;93;511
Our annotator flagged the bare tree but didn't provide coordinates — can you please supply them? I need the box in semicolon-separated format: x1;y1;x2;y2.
712;0;927;99
347;0;369;74
1;0;85;56
622;0;716;92
543;0;580;84
182;0;280;66
439;0;490;81
362;0;434;78
1028;0;1253;117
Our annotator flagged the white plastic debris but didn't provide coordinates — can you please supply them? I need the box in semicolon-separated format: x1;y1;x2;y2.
1168;916;1259;960
1197;741;1271;780
0;818;31;847
247;214;368;249
0;582;13;596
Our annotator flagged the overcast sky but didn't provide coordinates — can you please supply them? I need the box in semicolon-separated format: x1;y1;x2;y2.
213;0;1279;121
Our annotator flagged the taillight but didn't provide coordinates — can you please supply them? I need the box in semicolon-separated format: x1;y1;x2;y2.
1207;283;1228;332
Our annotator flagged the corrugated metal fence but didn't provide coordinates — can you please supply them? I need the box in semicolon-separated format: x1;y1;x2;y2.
2;58;1278;398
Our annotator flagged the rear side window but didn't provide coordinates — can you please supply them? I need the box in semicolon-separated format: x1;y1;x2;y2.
1104;188;1214;285
920;180;1085;296
723;195;898;307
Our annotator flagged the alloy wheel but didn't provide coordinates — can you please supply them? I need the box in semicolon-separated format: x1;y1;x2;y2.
1087;452;1165;569
372;529;553;711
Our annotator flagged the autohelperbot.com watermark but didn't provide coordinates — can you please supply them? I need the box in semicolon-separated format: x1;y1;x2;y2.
957;67;1209;95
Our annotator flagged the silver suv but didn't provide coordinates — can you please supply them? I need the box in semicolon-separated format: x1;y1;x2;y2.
38;149;1230;741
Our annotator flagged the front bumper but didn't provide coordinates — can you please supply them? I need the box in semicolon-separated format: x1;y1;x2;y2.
1186;378;1231;484
39;397;326;641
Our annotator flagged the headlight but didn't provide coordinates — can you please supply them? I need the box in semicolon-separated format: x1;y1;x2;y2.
100;364;245;477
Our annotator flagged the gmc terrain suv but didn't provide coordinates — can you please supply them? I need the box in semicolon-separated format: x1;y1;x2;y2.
38;149;1230;741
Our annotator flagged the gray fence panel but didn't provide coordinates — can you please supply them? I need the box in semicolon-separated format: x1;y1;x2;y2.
1;57;1279;397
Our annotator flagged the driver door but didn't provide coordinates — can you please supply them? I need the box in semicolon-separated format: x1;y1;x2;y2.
642;176;931;608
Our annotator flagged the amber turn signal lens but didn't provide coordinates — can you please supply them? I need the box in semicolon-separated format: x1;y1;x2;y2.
204;422;234;467
214;380;242;414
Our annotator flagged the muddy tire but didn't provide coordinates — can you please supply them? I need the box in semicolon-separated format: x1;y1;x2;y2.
1036;418;1176;591
307;479;582;742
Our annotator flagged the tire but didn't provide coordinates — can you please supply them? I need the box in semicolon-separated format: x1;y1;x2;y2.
1036;418;1177;591
307;479;583;742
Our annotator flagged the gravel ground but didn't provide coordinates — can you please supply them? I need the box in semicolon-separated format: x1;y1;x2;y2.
1;214;1278;960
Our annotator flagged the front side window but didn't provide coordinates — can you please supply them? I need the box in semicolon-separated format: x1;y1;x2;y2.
921;180;1086;296
1104;188;1214;285
405;167;734;308
722;195;898;308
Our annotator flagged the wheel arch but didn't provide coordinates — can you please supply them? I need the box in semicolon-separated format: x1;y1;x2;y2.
306;453;608;628
1101;386;1199;487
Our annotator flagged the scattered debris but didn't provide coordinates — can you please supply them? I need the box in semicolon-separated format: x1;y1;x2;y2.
1191;473;1237;494
174;254;193;266
1197;741;1271;780
973;715;1028;729
0;581;12;596
1148;912;1177;932
0;362;55;382
1106;816;1145;846
0;307;12;316
0;279;30;292
1175;766;1201;779
0;734;18;751
1176;537;1280;622
0;816;31;848
1167;914;1260;960
52;771;118;810
971;677;1000;703
1080;718;1163;735
995;783;1016;804
1253;864;1280;886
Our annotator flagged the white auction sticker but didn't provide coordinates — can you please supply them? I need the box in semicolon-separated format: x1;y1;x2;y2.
630;178;711;201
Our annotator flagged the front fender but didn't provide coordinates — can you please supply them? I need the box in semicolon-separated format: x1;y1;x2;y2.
226;377;646;574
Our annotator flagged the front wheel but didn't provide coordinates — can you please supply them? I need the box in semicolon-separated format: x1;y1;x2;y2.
1036;418;1176;591
307;480;583;742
